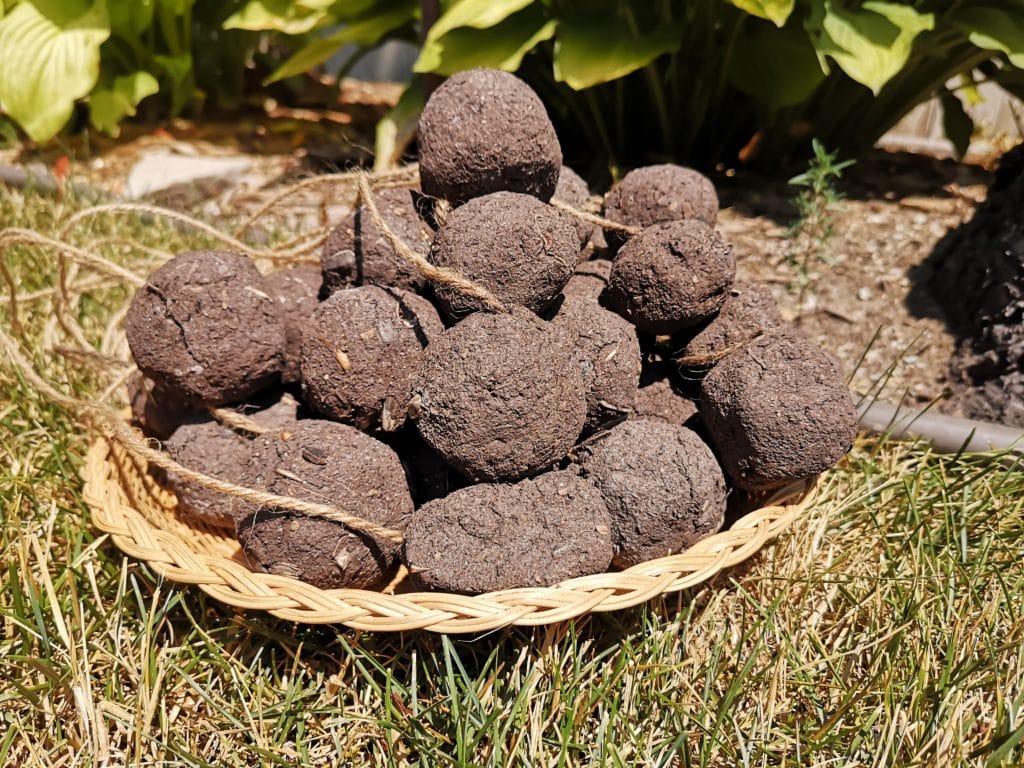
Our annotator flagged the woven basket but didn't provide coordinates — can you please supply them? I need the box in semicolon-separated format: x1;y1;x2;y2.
82;433;819;634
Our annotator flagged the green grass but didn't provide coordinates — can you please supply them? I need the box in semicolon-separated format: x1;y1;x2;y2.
2;184;1024;767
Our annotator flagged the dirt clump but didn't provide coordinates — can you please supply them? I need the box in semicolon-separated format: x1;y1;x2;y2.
128;373;200;440
606;219;735;334
125;250;286;405
554;164;596;249
429;191;577;317
699;330;856;491
561;258;612;302
631;380;698;428
264;264;322;383
403;470;613;594
300;286;442;431
236;420;413;589
680;283;784;364
321;187;432;294
414;308;586;481
418;68;562;205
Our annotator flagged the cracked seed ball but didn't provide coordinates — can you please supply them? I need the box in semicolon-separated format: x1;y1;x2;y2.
418;68;562;205
575;419;727;567
603;164;718;249
125;250;286;405
554;165;596;250
631;380;698;428
300;285;443;431
606;219;736;334
415;308;586;482
699;330;857;491
320;187;432;295
264;264;323;384
561;258;612;302
403;470;613;593
429;191;578;317
550;296;642;433
680;283;784;365
236;420;414;589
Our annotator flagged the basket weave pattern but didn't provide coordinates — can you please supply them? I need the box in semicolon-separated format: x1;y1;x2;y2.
83;435;818;634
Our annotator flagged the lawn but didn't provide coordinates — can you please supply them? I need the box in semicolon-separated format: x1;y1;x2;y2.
1;183;1023;767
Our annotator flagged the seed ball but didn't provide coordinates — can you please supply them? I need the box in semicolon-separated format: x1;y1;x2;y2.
321;188;432;295
128;373;200;441
562;258;612;302
632;380;698;428
415;308;586;482
603;164;718;249
164;416;250;527
699;330;857;491
125;250;286;405
607;219;735;334
418;68;562;205
429;191;577;317
680;283;784;365
386;428;465;507
575;419;727;567
236;420;414;589
551;296;641;433
554;165;596;250
264;264;322;384
301;286;443;431
403;470;613;594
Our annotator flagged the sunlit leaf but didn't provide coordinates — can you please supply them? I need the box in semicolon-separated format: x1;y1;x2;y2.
954;6;1024;69
374;76;425;171
224;0;330;34
107;0;154;36
724;0;794;28
424;0;534;42
89;70;159;135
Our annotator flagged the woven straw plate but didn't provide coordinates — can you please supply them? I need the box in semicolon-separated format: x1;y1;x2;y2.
82;433;818;634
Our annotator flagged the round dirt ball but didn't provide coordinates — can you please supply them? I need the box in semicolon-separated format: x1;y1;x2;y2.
301;285;443;431
429;191;577;317
403;470;613;594
699;330;857;491
418;68;562;205
128;373;199;441
562;258;612;302
606;219;735;334
603;164;718;249
551;296;642;433
680;283;784;365
554;164;596;250
321;187;432;295
264;264;322;384
631;380;698;428
125;250;286;405
236;420;414;589
575;419;727;567
414;308;586;482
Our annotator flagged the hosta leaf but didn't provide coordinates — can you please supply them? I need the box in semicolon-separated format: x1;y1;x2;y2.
266;5;415;83
724;0;794;28
89;70;159;135
729;21;825;108
415;4;555;75
224;0;330;34
107;0;153;36
954;7;1024;69
374;76;425;171
806;1;934;95
553;16;682;90
0;0;110;141
424;0;535;43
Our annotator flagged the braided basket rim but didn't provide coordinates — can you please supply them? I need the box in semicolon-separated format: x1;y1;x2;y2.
82;434;819;634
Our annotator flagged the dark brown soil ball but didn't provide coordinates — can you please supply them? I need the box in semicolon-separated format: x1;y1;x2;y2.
554;165;596;250
165;416;251;527
699;331;857;491
603;164;718;249
386;427;465;507
680;283;784;364
301;285;443;431
429;191;577;317
403;470;613;594
550;296;641;433
561;258;612;302
233;391;300;432
418;68;562;205
320;188;432;295
125;250;286;405
128;373;200;441
264;264;322;384
575;419;726;567
236;420;414;589
632;380;699;428
606;219;735;334
415;308;586;481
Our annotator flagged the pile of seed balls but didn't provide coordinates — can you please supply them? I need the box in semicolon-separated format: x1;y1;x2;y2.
125;68;856;595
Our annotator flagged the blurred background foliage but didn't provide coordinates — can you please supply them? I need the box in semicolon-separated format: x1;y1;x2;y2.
1;0;1024;174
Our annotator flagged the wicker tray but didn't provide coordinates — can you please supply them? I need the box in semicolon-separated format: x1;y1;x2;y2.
82;433;819;634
